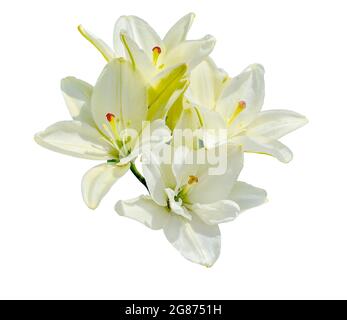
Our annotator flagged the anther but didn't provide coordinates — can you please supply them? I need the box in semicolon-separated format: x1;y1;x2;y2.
188;175;199;185
152;46;162;65
106;113;115;122
227;101;246;126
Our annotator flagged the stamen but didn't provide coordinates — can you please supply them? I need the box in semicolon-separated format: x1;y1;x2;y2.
188;175;199;185
99;135;116;148
227;101;246;126
105;113;121;142
194;107;205;128
106;113;115;122
120;133;131;155
152;46;161;65
102;124;116;141
177;176;199;201
124;136;132;144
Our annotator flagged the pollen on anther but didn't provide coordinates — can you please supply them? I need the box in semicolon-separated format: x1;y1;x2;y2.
188;175;199;185
152;46;162;54
106;113;115;122
152;46;162;65
238;100;246;109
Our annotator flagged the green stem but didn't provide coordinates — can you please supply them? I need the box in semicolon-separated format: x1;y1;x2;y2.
130;162;148;191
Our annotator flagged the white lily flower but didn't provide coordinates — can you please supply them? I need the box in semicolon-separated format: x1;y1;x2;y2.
78;13;216;80
115;144;266;267
78;15;196;129
35;58;171;209
179;59;308;162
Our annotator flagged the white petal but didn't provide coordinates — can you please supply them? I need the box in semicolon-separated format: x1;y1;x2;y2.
165;188;192;220
119;31;156;80
61;77;94;126
163;215;220;267
78;25;115;61
171;145;196;187
233;135;293;163
189;200;240;225
119;119;171;165
34;121;112;160
229;181;267;211
216;64;265;123
142;145;176;206
113;15;163;60
247;110;308;139
91;58;147;134
174;105;202;131
171;145;243;204
163;13;195;50
171;108;226;149
187;144;244;204
186;58;227;110
198;107;228;148
116;195;169;230
163;35;216;70
82;162;130;209
201;130;228;149
200;106;226;130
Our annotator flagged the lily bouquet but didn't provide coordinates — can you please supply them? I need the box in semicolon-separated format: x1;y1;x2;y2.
35;13;307;267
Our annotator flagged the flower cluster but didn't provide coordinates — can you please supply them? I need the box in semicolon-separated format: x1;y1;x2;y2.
35;13;307;266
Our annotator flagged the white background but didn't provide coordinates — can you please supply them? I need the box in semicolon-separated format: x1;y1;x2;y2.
0;0;346;300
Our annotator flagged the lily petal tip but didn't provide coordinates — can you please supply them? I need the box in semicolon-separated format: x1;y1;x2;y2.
60;76;75;89
249;63;265;73
302;116;309;126
282;154;293;164
187;12;196;20
33;132;43;146
77;24;84;33
205;34;216;42
83;198;98;210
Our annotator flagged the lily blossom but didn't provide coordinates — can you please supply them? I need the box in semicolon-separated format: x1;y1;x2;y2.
180;59;308;162
35;58;171;209
115;144;266;267
78;13;216;80
78;17;193;128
